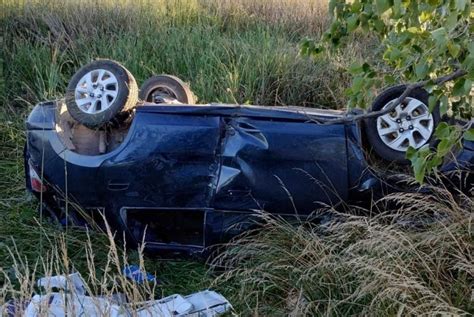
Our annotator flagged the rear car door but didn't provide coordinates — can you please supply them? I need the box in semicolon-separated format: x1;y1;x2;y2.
98;108;222;251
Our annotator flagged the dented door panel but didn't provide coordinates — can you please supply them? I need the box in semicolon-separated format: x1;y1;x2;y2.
213;117;349;214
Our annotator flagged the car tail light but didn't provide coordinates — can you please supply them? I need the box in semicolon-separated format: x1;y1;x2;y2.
29;161;47;193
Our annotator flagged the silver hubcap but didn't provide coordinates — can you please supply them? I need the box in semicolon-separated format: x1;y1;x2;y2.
377;97;434;152
74;69;118;114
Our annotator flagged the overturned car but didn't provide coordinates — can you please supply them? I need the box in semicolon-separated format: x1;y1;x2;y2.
25;60;473;255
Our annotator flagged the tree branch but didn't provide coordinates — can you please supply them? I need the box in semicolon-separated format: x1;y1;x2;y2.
322;68;467;125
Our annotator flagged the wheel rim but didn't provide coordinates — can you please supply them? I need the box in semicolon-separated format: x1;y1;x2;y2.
376;97;434;152
148;86;178;103
74;69;119;114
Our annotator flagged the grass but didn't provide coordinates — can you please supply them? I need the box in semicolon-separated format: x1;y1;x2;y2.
2;0;368;109
1;0;471;315
210;186;474;315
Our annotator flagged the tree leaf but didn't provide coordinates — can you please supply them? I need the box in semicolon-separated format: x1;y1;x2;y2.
435;122;450;139
349;63;363;75
428;95;438;112
376;0;391;15
431;27;448;48
439;95;449;115
446;12;458;31
447;42;461;58
347;14;359;32
464;128;474;141
392;0;402;17
437;139;452;156
412;156;427;183
456;0;466;11
453;78;469;96
415;61;429;78
352;77;364;93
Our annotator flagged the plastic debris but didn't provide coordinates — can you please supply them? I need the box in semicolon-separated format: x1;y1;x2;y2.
1;273;231;317
123;265;157;284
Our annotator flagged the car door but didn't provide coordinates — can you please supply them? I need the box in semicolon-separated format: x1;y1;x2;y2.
213;116;348;214
97;109;223;250
99;110;222;209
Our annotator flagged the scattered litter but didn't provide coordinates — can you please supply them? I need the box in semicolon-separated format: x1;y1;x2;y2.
1;273;231;317
123;265;157;284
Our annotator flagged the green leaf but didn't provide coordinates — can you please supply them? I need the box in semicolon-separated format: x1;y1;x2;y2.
348;63;363;75
453;78;471;96
446;12;458;31
373;19;385;33
328;0;337;16
412;156;428;183
456;0;466;11
428;95;438;112
392;0;402;17
362;63;371;72
468;41;474;54
419;11;431;23
464;128;474;141
415;61;429;78
447;42;461;58
406;146;417;160
439;95;449;115
384;74;396;84
407;26;421;34
388;47;401;60
347;14;359;32
376;0;391;14
407;145;432;183
437;139;452;156
426;155;442;172
435;122;450;139
352;77;364;93
431;27;448;48
412;45;423;54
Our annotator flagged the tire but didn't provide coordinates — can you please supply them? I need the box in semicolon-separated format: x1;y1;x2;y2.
65;59;138;129
365;85;440;164
139;75;196;104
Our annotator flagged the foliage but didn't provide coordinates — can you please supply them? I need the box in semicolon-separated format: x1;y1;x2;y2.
302;0;474;181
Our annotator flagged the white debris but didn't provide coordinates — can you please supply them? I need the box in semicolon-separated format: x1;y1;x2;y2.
4;273;231;317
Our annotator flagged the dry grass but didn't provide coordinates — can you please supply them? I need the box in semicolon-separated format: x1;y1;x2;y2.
210;181;474;315
1;216;159;315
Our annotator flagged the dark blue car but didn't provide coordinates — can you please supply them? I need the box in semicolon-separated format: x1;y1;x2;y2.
24;60;473;255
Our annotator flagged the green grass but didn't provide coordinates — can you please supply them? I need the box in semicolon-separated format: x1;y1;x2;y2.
3;0;470;316
3;0;364;109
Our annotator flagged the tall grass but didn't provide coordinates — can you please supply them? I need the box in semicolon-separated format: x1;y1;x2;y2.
210;183;474;315
2;0;371;110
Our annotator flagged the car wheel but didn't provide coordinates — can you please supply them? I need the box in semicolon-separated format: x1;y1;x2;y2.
65;59;138;129
365;85;440;164
139;75;196;104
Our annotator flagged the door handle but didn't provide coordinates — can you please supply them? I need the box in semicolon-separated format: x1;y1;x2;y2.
236;122;260;133
107;181;129;191
227;189;251;197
